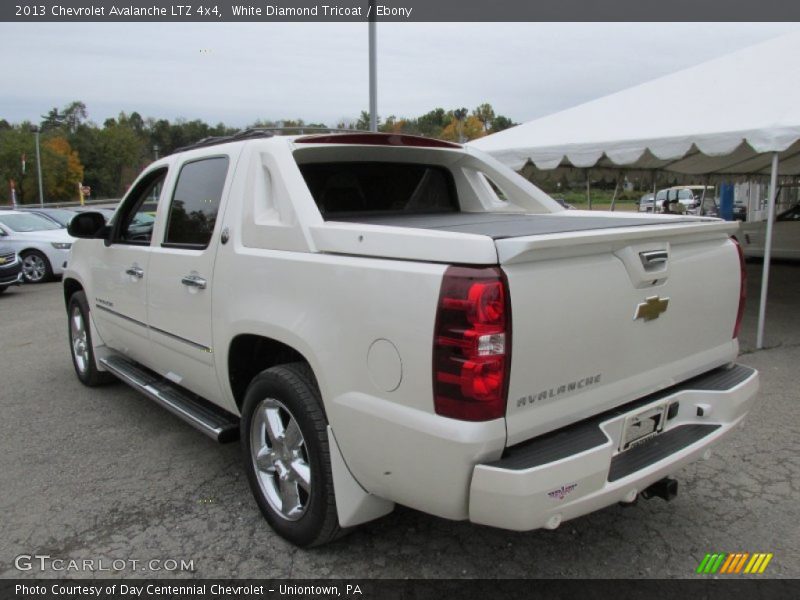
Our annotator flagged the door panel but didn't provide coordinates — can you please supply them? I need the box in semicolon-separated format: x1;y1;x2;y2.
91;168;168;364
146;155;233;402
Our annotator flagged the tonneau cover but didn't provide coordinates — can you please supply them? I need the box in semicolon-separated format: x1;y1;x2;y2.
331;212;704;240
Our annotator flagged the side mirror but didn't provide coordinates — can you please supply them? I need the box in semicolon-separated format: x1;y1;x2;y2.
68;212;108;239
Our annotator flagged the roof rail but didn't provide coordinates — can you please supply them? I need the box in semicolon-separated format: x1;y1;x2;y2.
170;127;369;155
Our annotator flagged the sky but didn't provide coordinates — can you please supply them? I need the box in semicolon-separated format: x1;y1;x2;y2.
1;22;798;128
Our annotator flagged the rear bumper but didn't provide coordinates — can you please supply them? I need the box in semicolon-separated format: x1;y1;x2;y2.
469;363;758;531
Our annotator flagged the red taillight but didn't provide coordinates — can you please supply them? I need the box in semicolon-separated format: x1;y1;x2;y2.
732;237;747;339
433;266;511;421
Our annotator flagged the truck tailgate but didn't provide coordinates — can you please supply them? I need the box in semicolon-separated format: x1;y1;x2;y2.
497;220;742;446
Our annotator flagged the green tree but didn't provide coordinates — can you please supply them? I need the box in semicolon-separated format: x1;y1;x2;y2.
473;103;496;133
490;115;516;132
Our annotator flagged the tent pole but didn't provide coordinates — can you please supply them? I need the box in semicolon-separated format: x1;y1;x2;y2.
610;177;620;212
756;152;780;350
586;170;592;210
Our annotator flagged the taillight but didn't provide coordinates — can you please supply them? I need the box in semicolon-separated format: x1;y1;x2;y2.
433;266;511;421
732;237;746;339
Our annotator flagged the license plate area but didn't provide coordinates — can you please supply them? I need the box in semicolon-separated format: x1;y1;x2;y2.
620;403;667;452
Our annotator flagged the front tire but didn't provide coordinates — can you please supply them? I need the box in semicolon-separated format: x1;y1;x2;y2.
241;362;342;547
68;291;115;386
21;250;52;283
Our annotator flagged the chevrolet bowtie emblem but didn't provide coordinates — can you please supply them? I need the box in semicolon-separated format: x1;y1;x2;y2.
634;296;669;321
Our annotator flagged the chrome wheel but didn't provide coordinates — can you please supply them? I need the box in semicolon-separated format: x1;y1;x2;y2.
70;305;89;374
250;397;311;521
22;253;47;282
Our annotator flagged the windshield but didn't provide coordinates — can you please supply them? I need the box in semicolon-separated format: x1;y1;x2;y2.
40;209;77;227
0;213;61;232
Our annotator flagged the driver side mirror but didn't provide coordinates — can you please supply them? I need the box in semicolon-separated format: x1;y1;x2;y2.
68;212;109;239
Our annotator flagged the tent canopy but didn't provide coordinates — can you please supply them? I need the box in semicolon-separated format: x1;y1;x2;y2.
470;32;800;176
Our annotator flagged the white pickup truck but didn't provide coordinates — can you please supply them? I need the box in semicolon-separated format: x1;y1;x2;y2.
63;131;758;547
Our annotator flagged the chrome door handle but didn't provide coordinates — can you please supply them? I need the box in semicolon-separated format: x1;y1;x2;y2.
125;266;144;279
181;274;207;290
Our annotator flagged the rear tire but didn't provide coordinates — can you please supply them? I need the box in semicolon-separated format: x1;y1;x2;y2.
241;362;343;547
21;250;52;283
0;286;6;294
68;291;115;386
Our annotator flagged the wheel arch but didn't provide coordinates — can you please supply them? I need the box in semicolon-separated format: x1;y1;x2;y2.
227;333;320;413
63;277;84;308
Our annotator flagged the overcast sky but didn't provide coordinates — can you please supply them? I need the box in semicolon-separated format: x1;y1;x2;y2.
1;22;798;127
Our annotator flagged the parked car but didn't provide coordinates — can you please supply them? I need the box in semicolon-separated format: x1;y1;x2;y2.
739;203;800;259
64;131;756;547
639;186;715;215
0;211;75;283
638;193;654;209
0;246;22;294
733;198;748;221
552;197;576;209
72;207;117;221
18;207;80;228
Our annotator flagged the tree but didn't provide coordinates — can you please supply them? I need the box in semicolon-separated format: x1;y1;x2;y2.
473;103;496;132
355;110;380;131
63;101;88;133
490;114;516;132
441;115;485;142
40;107;65;132
42;137;84;201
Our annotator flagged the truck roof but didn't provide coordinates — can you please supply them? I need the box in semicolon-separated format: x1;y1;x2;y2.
172;129;461;155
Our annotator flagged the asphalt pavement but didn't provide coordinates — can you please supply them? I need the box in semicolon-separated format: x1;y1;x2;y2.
0;260;797;579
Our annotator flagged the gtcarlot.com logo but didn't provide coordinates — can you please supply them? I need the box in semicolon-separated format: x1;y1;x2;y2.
696;552;773;575
14;554;195;573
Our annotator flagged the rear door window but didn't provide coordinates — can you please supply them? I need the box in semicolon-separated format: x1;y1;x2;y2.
163;157;229;249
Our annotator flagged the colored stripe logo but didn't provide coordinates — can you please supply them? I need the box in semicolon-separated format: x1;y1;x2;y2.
696;552;773;574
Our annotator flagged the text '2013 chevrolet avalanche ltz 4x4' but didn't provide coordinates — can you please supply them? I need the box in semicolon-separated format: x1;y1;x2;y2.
63;131;757;547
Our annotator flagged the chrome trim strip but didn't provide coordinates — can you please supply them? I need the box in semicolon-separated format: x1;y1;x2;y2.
95;304;212;353
149;324;213;353
95;304;147;328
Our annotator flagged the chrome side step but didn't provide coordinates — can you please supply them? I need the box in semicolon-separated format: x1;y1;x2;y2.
100;355;239;443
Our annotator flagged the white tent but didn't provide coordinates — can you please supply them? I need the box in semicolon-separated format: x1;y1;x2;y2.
470;33;800;176
470;32;800;349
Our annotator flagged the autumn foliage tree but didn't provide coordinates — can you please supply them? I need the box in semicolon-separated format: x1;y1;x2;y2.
0;100;517;205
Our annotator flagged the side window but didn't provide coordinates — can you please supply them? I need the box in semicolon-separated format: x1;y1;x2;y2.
115;168;167;245
163;157;229;249
479;173;509;202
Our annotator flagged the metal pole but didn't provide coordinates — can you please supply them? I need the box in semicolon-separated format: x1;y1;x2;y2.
34;129;44;207
368;0;377;132
756;152;780;350
610;177;620;212
586;170;592;210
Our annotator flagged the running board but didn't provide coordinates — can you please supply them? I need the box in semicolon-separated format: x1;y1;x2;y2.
100;355;239;443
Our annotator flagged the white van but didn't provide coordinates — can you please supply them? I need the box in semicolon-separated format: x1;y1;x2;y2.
640;186;715;215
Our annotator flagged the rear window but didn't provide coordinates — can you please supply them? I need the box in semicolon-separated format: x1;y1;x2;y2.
297;162;458;216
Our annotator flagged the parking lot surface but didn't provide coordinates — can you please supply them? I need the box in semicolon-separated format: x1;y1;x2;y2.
0;261;798;579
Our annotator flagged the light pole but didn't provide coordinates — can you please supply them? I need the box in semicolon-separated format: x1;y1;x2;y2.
153;144;160;160
31;126;44;208
368;0;377;132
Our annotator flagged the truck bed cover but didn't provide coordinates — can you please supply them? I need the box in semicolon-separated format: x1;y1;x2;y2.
331;212;704;240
